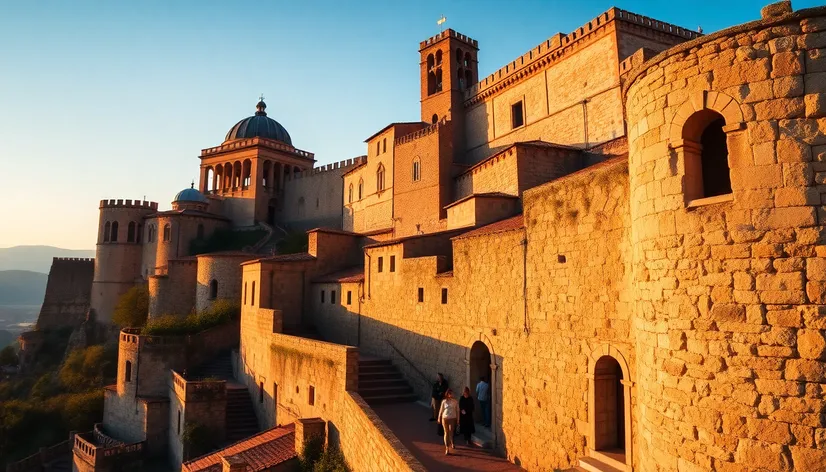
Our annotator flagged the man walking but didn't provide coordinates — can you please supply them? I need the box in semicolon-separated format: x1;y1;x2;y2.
476;375;491;427
430;373;448;421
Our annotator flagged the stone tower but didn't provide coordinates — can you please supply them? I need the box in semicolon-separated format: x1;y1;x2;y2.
89;199;158;324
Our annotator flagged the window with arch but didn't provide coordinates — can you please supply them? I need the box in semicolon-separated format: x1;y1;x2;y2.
435;50;442;65
251;281;256;306
436;69;443;92
465;69;472;88
412;157;421;182
137;224;143;243
111;221;119;242
125;360;132;382
681;110;732;202
382;138;387;154
376;141;380;155
148;225;155;243
458;68;465;89
197;224;204;240
348;183;353;203
377;164;386;192
358;179;364;200
163;224;171;242
432;114;438;124
104;221;111;242
209;279;218;300
127;222;136;243
464;52;471;68
427;53;434;70
456;48;463;63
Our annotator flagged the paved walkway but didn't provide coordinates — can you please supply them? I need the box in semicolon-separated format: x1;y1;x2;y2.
371;402;523;472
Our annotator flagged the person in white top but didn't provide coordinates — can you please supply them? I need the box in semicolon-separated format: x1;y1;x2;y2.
438;388;459;455
476;376;491;427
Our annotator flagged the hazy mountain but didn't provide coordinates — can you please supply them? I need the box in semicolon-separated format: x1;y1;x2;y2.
0;270;48;305
0;245;94;274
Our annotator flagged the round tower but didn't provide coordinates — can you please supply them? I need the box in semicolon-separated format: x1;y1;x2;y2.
89;199;158;324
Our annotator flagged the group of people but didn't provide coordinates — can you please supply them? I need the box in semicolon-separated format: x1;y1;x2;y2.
429;373;491;455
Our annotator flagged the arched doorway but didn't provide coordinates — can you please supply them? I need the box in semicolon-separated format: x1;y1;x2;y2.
469;341;491;425
593;356;624;453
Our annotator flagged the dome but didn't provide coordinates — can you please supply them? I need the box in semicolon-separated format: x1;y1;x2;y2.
224;99;292;145
173;184;208;204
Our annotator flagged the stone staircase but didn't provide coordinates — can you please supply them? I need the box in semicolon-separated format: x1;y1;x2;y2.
357;356;417;405
577;449;627;472
44;457;72;472
190;352;260;444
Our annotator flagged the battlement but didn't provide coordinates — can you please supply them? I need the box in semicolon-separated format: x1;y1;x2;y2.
464;8;700;104
420;28;478;51
52;257;94;263
395;118;446;146
99;199;159;210
201;136;315;161
287;156;367;181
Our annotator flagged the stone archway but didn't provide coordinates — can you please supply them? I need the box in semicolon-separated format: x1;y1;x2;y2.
469;341;492;425
464;334;499;448
587;344;633;470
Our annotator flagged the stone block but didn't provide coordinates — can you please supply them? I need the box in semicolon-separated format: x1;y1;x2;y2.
772;51;804;78
785;359;826;381
805;73;826;94
761;1;792;19
789;446;826;472
756;272;804;291
753;207;817;230
776;137;812;162
734;438;789;471
747;418;793;444
755;97;805;120
711;304;746;323
800;32;826;50
806;93;826;118
797;329;826;360
802;18;826;34
773;76;805;98
753;141;777;165
806;48;826;73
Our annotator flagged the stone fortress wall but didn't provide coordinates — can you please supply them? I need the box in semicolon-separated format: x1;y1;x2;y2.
35;257;95;330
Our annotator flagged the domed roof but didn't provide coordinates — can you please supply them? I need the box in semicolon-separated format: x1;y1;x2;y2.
173;184;208;203
224;98;292;145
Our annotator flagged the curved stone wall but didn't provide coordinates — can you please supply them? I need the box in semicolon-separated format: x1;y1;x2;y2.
195;253;252;312
625;7;826;471
147;259;198;320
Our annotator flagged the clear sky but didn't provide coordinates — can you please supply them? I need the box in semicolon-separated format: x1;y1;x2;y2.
0;0;817;249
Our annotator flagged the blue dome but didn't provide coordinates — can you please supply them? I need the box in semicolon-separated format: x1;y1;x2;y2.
174;186;208;203
224;100;292;145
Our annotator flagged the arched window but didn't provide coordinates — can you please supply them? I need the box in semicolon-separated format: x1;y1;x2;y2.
137;224;143;243
163;224;171;242
148;225;155;243
251;281;256;306
432;114;438;124
348;184;353;203
436;69;443;92
377;164;385;192
412;157;421;182
125;360;132;382
358;179;364;200
428;71;437;95
465;69;473;88
458;68;465;89
104;221;111;242
435;50;442;65
111;221;119;242
197;224;204;240
456;48;463;63
681;110;732;202
464;52;471;68
427;53;434;70
209;279;218;300
127;222;136;242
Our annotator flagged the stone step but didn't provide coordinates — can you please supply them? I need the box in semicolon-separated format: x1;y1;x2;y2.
359;358;392;367
358;385;414;396
578;457;624;472
471;425;494;449
358;378;410;389
360;393;418;405
358;371;404;381
359;364;400;374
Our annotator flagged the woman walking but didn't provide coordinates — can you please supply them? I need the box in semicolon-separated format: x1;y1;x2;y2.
438;388;459;455
459;386;476;445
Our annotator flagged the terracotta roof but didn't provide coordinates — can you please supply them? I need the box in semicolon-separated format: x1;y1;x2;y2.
183;424;296;472
363;121;427;143
241;252;316;266
443;192;518;209
307;227;361;237
458;141;582;178
452;215;525;240
314;266;365;283
363;228;467;249
360;227;394;236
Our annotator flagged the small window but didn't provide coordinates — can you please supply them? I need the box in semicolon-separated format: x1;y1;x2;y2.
511;101;524;128
209;279;218;300
378;257;384;273
163;224;171;242
347;291;352;305
382;138;387;154
136;224;143;243
111;221;119;242
148;225;155;243
127;222;136;242
417;287;424;303
331;290;336;304
104;221;111;242
348;184;353;203
125;360;132;382
412;158;421;182
376;141;380;155
273;382;278;409
177;410;181;435
244;282;247;305
431;114;438;124
441;288;448;304
251;281;256;306
390;256;396;272
259;382;264;403
377;164;386;192
358;179;364;200
681;111;733;202
308;386;315;406
321;290;325;303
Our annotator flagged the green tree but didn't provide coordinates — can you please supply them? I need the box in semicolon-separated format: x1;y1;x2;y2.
0;346;17;366
59;346;112;392
112;285;149;328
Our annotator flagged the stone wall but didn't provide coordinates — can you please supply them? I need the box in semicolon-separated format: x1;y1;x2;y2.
280;165;348;230
195;253;252;313
624;6;826;471
35;257;94;330
148;258;197;319
310;281;362;347
168;373;227;467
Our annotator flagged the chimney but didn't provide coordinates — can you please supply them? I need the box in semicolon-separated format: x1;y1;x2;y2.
295;418;326;456
221;456;247;472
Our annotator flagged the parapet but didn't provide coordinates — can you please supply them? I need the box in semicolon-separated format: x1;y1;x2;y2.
52;257;94;264
464;7;700;105
395;118;446;146
99;199;159;210
419;28;478;51
287;156;367;181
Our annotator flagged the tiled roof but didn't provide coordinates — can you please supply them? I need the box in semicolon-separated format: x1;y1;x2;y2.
241;252;316;265
458;140;582;178
183;424;296;472
314;266;365;283
443;192;518;209
307;227;361;236
363;228;468;249
452;215;525;240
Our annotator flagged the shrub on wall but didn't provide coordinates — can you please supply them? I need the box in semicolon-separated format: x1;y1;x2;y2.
181;421;218;460
112;285;149;328
299;435;349;472
142;299;240;336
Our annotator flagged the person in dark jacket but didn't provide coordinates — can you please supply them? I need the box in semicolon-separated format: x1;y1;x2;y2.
430;373;448;421
459;386;476;445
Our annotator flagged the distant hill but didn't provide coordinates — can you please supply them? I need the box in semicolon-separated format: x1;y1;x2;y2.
0;246;94;274
0;330;14;348
0;271;48;305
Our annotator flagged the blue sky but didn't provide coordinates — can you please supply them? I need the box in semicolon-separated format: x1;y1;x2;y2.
0;0;817;249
